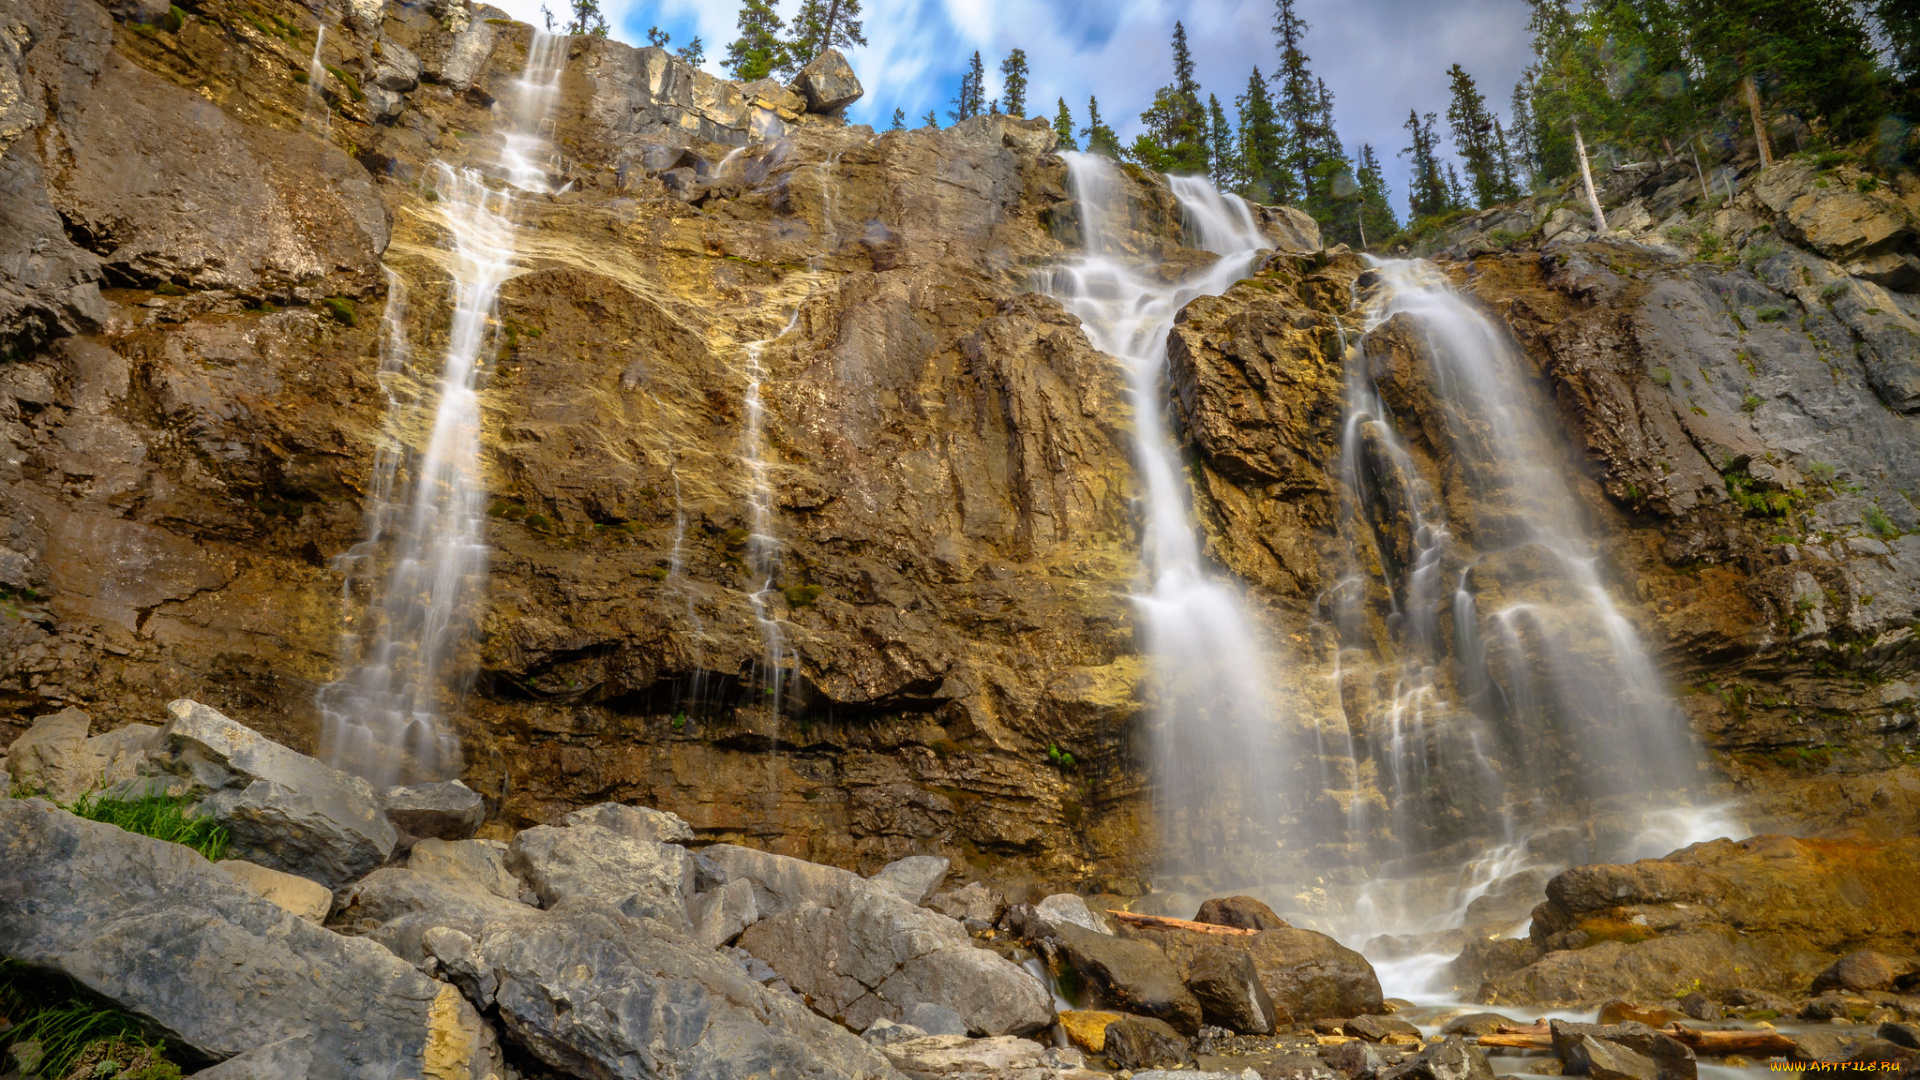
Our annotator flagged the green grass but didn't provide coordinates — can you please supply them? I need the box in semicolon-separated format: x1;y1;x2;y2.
321;297;357;326
66;791;230;862
1865;503;1899;539
0;962;183;1079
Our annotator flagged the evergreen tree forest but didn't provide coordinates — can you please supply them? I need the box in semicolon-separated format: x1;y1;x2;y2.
706;0;1920;248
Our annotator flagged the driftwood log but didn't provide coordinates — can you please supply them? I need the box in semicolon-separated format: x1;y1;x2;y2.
1104;910;1259;937
1474;1024;1796;1057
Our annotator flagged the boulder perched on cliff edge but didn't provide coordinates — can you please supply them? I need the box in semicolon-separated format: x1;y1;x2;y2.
0;798;500;1080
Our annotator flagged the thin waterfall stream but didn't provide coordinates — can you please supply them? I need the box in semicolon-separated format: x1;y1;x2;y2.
319;31;567;787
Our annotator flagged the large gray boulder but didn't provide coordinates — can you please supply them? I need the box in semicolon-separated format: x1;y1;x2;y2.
407;837;526;902
186;1038;315;1080
507;820;695;930
0;799;500;1080
338;867;899;1080
154;699;396;889
558;800;695;844
707;843;1055;1036
3;706;97;800
791;48;863;114
869;855;949;904
1048;922;1204;1035
383;779;486;844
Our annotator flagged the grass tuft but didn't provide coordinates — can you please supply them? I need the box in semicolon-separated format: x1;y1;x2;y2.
66;791;230;862
0;962;183;1079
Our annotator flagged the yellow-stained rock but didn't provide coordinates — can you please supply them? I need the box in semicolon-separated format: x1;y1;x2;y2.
216;859;333;922
1058;1010;1124;1053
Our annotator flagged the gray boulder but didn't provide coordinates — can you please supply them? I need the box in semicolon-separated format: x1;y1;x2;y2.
1379;1038;1496;1080
383;779;485;844
1034;893;1114;934
1549;1021;1695;1080
1346;1015;1423;1043
708;843;1055;1036
791;48;863;113
154;699;396;889
407;837;525;902
689;876;759;947
559;800;695;844
507;821;695;930
4;706;97;800
875;1034;1083;1077
369;39;421;91
1186;944;1279;1034
869;854;949;904
338;867;898;1080
1103;1015;1195;1070
1572;1036;1661;1080
0;800;500;1080
903;1001;968;1037
186;1037;314;1080
927;880;1006;925
1049;922;1203;1035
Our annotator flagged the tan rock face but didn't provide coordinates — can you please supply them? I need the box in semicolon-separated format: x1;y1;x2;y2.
216;858;335;921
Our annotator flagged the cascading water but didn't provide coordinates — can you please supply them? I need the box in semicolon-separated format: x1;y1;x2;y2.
1318;258;1738;966
1048;154;1289;877
319;31;568;787
303;26;330;136
740;324;794;717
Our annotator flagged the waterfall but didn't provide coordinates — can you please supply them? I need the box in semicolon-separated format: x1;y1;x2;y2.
1326;258;1736;946
1048;154;1286;879
319;31;568;788
303;26;330;136
741;325;793;717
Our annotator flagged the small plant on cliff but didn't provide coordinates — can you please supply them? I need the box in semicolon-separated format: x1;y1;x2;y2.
1045;743;1077;769
1865;503;1899;539
1741;393;1763;412
66;791;230;862
782;584;823;608
321;297;357;326
1807;460;1837;484
0;963;183;1080
1754;306;1788;322
1651;366;1672;387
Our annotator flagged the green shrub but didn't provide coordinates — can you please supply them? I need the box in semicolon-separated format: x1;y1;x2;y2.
66;791;229;862
1742;394;1763;412
1820;282;1848;303
1865;504;1899;539
1755;306;1788;322
1807;461;1837;484
321;297;357;326
1857;175;1880;193
783;584;823;608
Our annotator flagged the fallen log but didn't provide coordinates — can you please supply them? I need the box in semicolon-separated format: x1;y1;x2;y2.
1105;910;1259;937
1662;1025;1797;1057
1477;1032;1553;1050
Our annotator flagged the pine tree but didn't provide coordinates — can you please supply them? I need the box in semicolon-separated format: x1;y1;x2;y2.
1353;143;1398;246
1053;98;1079;151
1236;67;1294;203
1304;76;1354;229
647;26;669;47
1082;95;1122;157
890;107;905;130
1271;0;1324;202
1492;118;1520;201
950;51;986;122
1000;49;1029;118
725;0;786;81
1445;63;1505;208
787;0;865;71
568;0;607;36
1207;94;1238;190
1507;79;1538;190
922;110;939;129
1134;23;1210;174
1400;109;1448;220
1444;161;1467;210
1172;21;1199;100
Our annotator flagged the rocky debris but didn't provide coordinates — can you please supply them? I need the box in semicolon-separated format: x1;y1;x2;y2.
3;706;97;800
875;1033;1095;1079
1378;1038;1496;1080
861;1017;929;1046
1048;922;1204;1035
930;882;1008;927
709;843;1056;1035
791;48;863;114
1813;950;1919;994
1548;1021;1696;1080
507;820;694;928
1101;1015;1195;1070
215;859;333;922
1059;1010;1123;1053
1482;836;1920;1006
870;854;951;904
382;780;486;846
1345;1015;1423;1044
406;838;526;903
0;799;501;1079
556;800;696;844
1186;944;1282;1033
155;700;396;890
1196;896;1292;932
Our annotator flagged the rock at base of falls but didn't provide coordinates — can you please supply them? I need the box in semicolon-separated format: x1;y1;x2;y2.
1101;1015;1196;1070
382;779;486;846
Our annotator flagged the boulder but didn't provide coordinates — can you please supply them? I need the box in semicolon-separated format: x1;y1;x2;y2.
791;48;863;114
1675;993;1720;1021
1130;923;1382;1022
1058;1009;1122;1053
0;799;500;1080
1882;1023;1920;1051
215;859;333;922
155;700;396;890
337;867;897;1079
1548;1021;1695;1080
369;40;421;92
406;837;525;902
1195;896;1290;932
688;877;759;947
707;843;1054;1036
506;821;695;929
1050;922;1204;1035
1102;1015;1195;1070
557;799;695;844
1262;1050;1344;1080
1789;1031;1866;1064
869;854;950;904
187;1037;315;1080
382;780;485;844
1378;1038;1496;1080
903;1001;969;1037
1570;1037;1660;1080
89;722;162;792
1813;950;1917;994
1597;1002;1675;1027
1186;944;1282;1034
1345;1015;1423;1044
1321;1038;1394;1079
928;881;1006;925
1441;1013;1519;1036
5;706;99;800
1035;893;1115;935
875;1033;1085;1077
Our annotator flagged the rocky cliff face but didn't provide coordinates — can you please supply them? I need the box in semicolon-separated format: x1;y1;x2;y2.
2;0;1914;912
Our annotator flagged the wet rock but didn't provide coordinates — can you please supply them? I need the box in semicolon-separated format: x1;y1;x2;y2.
1451;938;1540;997
2;706;98;801
1377;1038;1495;1080
1188;943;1282;1034
1800;992;1875;1020
557;799;695;844
506;820;695;929
1571;1036;1661;1080
1262;1049;1344;1080
1789;1030;1866;1064
215;859;332;922
1882;1023;1920;1051
791;48;863;114
1059;1010;1123;1053
0;799;501;1080
187;1037;315;1080
156;700;396;890
428;22;496;89
404;837;525;902
1441;1013;1518;1036
1035;893;1116;935
1813;951;1918;994
904;1001;969;1037
1548;1021;1695;1080
1598;1002;1676;1027
710;843;1055;1035
870;854;950;904
382;780;485;845
688;876;759;947
1345;1015;1423;1044
1102;1015;1195;1070
930;881;1007;925
1195;896;1291;932
1676;993;1721;1021
1321;1038;1394;1079
1050;922;1204;1035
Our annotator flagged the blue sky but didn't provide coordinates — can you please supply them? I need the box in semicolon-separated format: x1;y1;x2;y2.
486;0;1536;223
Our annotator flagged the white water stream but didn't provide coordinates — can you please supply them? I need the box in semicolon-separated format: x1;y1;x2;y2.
319;31;567;787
